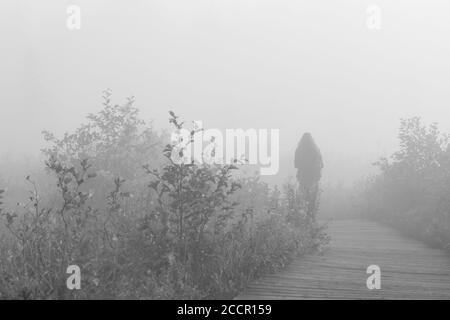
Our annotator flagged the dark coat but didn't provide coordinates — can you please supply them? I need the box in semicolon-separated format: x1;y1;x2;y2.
294;133;323;189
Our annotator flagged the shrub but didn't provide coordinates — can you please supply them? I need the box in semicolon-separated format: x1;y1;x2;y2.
0;98;328;299
41;89;166;204
0;159;101;299
360;117;450;251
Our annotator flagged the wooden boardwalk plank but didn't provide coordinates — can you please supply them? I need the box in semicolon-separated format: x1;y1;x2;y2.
236;219;450;299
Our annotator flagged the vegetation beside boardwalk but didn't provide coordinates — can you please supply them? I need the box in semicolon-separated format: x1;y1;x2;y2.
0;92;327;299
358;117;450;252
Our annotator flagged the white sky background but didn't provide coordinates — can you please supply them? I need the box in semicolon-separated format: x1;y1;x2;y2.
1;0;450;186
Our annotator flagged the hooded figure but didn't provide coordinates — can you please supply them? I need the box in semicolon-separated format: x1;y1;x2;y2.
294;133;323;190
295;133;323;222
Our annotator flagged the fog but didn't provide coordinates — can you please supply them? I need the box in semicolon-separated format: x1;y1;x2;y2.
2;1;450;302
2;0;450;186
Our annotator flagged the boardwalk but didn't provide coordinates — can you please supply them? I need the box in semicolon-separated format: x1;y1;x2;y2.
236;219;450;299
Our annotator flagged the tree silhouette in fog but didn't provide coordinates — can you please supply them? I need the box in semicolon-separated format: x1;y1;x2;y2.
294;133;323;219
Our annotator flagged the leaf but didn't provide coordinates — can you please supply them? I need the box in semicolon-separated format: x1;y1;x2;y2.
64;177;72;184
149;180;160;190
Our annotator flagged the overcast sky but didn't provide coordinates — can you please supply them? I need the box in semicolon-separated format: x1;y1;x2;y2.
2;0;450;185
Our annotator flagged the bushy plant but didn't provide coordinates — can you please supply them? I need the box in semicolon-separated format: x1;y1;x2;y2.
0;158;101;299
42;90;166;204
0;97;328;299
361;117;450;251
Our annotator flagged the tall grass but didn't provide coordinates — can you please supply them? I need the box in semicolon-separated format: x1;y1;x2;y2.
0;93;327;299
359;117;450;251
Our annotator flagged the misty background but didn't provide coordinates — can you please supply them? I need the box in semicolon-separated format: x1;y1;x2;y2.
2;0;450;188
2;0;450;301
